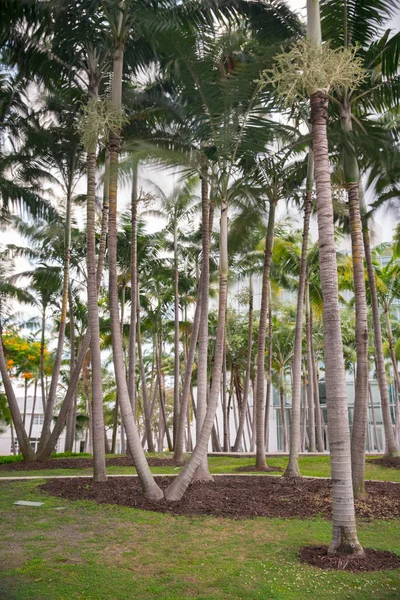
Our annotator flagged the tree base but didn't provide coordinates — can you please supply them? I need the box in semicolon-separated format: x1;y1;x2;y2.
299;546;400;571
144;485;164;501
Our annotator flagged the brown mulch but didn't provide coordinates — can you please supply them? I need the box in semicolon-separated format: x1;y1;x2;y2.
38;476;400;520
235;465;284;473
0;456;185;472
299;545;400;572
368;456;400;469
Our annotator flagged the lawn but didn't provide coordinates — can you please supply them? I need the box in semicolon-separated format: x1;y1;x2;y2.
0;479;399;600
1;453;399;482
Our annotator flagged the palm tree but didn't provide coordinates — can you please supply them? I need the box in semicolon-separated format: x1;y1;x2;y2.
307;0;363;556
321;0;400;497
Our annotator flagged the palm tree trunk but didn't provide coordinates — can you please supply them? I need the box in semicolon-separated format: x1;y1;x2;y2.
28;378;38;440
128;166;138;415
310;83;362;554
362;209;398;456
65;286;76;453
173;216;180;448
0;313;34;460
255;199;276;468
279;374;288;453
87;139;107;481
285;172;312;476
40;305;47;413
193;166;212;482
222;338;229;451
233;276;254;451
137;287;155;452
264;296;273;449
38;157;75;453
369;383;380;452
107;25;162;500
36;153;109;461
165;198;229;501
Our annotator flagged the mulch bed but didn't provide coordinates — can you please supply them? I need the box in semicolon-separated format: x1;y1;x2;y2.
0;456;184;472
299;545;400;572
368;456;400;469
235;465;284;473
38;476;400;520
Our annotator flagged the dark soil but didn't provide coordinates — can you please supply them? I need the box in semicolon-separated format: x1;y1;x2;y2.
235;465;284;473
368;456;400;469
38;476;400;520
299;545;400;572
0;456;185;471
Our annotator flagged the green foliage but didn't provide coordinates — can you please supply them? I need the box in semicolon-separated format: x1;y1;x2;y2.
0;454;23;464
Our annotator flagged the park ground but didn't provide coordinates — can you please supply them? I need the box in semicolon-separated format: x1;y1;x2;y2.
0;454;399;599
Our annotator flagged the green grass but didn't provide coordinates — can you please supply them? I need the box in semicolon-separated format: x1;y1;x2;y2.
1;454;399;482
0;479;399;599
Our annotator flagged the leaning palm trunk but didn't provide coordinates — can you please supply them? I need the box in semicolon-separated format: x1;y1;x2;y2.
254;199;276;468
310;86;362;554
107;27;162;500
37;165;74;455
362;207;398;456
285;167;312;476
173;275;203;461
37;154;110;461
233;276;254;452
342;111;369;497
165;199;229;501
0;314;34;460
193;168;212;481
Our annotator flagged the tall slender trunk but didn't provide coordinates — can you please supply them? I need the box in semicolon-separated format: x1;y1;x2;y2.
309;83;362;554
369;383;380;452
65;286;76;452
28;378;38;440
40;305;47;413
173;214;180;448
339;98;369;498
285;172;312;476
107;19;162;500
233;276;254;451
165;198;229;501
279;373;288;452
264;296;273;449
222;337;229;452
36;151;109;461
137;287;154;452
128;167;138;415
362;208;398;456
37;157;75;453
255;200;276;468
84;76;107;481
307;0;361;552
193;166;212;481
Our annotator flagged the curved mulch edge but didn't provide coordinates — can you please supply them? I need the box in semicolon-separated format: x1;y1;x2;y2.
235;465;284;473
299;545;400;572
37;476;400;521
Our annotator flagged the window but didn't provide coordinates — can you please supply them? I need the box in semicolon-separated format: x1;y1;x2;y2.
29;438;40;452
32;414;44;425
